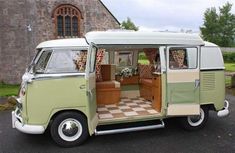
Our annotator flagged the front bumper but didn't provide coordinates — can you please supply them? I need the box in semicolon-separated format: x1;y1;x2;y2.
12;110;45;134
217;100;229;117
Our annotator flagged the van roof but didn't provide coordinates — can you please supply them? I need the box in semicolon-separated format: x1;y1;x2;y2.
85;31;205;46
204;41;218;47
36;38;88;49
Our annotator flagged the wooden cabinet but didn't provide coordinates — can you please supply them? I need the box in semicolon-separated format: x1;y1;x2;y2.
101;64;116;81
116;75;139;85
152;74;161;112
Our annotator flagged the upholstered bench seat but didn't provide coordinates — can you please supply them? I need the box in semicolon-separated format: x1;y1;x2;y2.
96;81;121;105
96;81;120;89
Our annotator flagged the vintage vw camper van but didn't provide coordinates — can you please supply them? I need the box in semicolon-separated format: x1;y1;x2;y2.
12;31;229;147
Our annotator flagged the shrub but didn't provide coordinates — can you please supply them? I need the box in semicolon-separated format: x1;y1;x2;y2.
223;52;235;63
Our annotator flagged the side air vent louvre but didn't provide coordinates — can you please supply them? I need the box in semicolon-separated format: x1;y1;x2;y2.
201;72;215;91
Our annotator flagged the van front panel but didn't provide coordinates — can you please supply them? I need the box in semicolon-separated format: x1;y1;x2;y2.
26;76;88;126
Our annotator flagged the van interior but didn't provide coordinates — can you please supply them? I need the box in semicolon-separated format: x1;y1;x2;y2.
93;47;162;123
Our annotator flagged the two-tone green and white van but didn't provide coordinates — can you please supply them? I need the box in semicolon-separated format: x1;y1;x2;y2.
12;31;229;147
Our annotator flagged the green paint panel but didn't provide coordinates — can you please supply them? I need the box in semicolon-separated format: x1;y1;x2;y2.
167;82;199;104
200;71;225;110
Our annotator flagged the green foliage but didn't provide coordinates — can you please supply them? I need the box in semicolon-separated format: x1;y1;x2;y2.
223;52;235;63
225;76;231;86
138;52;149;64
121;17;139;31
0;83;19;97
200;2;235;47
224;63;235;72
138;52;147;60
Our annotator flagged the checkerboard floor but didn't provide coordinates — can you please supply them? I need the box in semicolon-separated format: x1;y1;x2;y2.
97;97;159;121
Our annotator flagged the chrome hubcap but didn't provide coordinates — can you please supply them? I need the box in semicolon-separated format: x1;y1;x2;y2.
58;118;82;141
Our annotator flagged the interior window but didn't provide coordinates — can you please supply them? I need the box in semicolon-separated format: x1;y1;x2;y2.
138;51;150;65
169;48;197;69
101;51;109;64
114;51;133;67
45;50;87;73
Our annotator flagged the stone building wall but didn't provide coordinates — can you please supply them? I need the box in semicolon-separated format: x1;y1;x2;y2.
0;0;120;84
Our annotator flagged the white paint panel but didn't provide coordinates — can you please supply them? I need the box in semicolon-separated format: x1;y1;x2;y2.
85;31;204;46
36;38;88;48
201;46;224;70
167;104;200;116
167;71;199;83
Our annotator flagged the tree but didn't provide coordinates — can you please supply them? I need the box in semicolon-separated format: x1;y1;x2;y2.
121;17;139;31
219;3;235;47
200;2;235;47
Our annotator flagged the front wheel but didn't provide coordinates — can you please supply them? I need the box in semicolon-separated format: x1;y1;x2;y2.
50;112;89;147
180;107;209;131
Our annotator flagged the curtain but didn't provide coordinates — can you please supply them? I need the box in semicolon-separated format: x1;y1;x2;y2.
96;49;105;81
171;50;186;68
143;48;158;64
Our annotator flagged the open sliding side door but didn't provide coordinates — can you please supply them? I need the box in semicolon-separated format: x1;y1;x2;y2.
85;43;98;133
166;46;200;116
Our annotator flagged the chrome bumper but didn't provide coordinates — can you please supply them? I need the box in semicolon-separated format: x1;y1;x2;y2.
217;100;229;117
12;111;45;134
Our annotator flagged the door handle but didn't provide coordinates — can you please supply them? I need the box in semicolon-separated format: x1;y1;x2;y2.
80;84;86;89
195;79;200;89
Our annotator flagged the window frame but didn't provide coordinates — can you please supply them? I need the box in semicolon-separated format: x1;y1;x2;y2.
34;50;53;74
53;4;83;38
89;46;97;73
114;51;134;67
168;47;198;70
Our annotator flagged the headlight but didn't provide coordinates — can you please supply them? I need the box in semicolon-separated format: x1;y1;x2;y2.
19;83;27;97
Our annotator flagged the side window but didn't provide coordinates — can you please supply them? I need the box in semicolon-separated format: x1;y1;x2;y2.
46;50;87;73
114;51;133;67
35;50;52;73
169;48;197;69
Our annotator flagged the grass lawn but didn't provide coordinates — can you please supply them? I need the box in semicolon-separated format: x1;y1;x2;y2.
0;83;20;97
225;76;232;87
224;63;235;72
225;63;235;87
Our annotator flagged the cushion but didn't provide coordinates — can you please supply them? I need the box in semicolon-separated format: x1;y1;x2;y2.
96;81;120;89
138;64;153;79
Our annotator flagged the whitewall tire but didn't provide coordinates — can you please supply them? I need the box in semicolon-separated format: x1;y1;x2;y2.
180;107;209;131
50;112;89;147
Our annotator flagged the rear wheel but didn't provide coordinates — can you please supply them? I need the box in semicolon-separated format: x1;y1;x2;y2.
50;112;89;147
180;107;209;131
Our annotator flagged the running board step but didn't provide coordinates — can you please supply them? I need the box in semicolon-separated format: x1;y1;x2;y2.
95;120;165;136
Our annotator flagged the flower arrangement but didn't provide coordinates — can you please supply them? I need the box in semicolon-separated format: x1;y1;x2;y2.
120;67;133;78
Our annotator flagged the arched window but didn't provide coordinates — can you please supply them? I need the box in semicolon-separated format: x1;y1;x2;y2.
53;5;82;38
